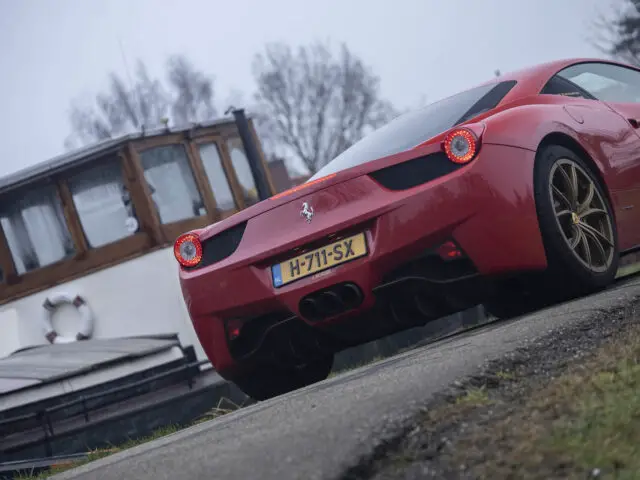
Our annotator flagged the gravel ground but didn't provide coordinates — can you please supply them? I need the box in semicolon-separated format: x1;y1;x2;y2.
350;293;640;479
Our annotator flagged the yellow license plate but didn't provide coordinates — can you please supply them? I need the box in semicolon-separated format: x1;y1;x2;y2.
271;233;368;288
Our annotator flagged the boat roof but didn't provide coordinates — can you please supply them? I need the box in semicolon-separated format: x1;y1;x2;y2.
0;116;241;195
0;335;182;395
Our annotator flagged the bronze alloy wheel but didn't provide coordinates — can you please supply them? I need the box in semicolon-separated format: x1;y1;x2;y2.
548;158;615;273
486;145;619;320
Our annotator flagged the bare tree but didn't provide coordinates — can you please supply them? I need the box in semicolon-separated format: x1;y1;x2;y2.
592;0;640;66
65;60;169;148
252;41;398;174
66;54;216;149
166;54;216;126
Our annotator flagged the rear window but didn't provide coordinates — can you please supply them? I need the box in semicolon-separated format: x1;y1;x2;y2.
309;80;516;180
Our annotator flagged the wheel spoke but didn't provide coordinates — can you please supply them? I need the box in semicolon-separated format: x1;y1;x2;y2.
577;182;595;214
580;224;608;264
557;164;578;207
569;228;581;249
578;229;592;266
552;185;572;210
581;207;607;218
579;221;613;247
550;157;614;273
569;163;580;206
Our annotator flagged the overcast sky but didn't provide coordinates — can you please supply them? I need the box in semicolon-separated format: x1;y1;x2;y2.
0;0;619;178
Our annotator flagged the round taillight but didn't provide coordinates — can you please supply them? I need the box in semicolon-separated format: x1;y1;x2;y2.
174;233;203;268
443;128;478;164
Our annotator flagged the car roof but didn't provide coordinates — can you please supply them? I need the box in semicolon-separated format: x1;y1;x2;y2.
474;57;637;106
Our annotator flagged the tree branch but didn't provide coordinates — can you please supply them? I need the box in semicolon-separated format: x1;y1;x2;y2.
252;40;397;173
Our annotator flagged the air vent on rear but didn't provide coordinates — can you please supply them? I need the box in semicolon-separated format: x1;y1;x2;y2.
185;221;247;270
368;152;463;191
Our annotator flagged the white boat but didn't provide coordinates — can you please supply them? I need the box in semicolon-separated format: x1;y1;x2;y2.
0;111;276;363
0;113;277;462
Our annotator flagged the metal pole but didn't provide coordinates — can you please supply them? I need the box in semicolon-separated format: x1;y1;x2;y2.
226;107;272;201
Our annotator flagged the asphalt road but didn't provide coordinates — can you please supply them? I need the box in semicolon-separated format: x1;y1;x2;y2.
54;275;640;480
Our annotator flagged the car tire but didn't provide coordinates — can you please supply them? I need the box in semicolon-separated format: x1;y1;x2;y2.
234;355;334;401
533;144;619;296
485;145;619;319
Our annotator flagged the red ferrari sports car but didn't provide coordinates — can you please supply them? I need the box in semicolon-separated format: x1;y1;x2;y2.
175;57;640;400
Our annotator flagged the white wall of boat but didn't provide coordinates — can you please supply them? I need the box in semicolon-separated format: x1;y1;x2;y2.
0;247;207;361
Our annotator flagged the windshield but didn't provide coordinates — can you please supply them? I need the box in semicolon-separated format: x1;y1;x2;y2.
310;81;508;180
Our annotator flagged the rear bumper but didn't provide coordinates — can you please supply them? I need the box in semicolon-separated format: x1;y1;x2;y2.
180;143;547;376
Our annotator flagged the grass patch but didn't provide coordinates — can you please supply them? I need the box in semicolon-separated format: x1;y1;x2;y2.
452;323;640;479
538;332;640;478
192;397;246;424
15;397;247;479
15;425;178;480
495;369;515;380
455;387;490;406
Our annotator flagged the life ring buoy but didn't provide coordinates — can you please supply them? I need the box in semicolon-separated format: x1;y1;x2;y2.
41;292;94;344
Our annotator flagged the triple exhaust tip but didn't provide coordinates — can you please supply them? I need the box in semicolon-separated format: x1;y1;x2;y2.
299;283;363;321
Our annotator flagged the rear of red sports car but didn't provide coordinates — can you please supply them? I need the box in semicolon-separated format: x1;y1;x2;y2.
176;79;553;400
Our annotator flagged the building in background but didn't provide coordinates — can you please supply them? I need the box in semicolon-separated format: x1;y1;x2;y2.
266;157;311;193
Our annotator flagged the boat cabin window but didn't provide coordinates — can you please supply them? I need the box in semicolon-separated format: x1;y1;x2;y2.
198;142;237;211
67;157;140;248
138;144;206;224
0;119;276;303
227;137;259;207
0;184;75;274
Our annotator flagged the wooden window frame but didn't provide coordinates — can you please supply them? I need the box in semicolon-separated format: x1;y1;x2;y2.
0;178;79;274
131;134;216;243
223;134;271;209
218;136;248;210
56;177;89;257
0;119;277;306
0;222;17;285
192;135;245;218
186;118;278;201
0;151;155;304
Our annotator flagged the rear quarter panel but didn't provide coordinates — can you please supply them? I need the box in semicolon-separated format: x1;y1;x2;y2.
480;95;640;250
481;95;639;192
